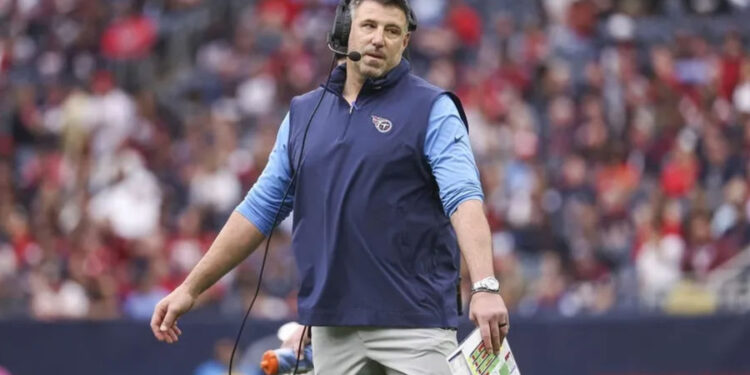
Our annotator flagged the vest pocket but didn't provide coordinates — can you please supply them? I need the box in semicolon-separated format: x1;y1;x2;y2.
396;207;441;276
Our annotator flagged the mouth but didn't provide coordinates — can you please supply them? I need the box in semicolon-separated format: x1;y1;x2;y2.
364;52;385;60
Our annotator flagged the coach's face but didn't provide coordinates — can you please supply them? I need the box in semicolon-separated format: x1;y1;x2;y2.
348;1;410;79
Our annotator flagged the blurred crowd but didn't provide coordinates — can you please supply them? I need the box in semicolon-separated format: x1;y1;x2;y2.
2;0;750;322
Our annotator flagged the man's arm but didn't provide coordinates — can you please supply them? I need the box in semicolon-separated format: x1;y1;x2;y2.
450;200;494;284
450;200;509;353
425;95;509;353
181;214;266;299
150;212;266;343
151;113;294;343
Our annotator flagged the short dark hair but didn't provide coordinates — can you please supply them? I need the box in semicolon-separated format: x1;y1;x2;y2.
350;0;415;31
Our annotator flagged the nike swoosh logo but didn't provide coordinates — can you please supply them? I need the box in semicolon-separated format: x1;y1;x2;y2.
454;135;464;143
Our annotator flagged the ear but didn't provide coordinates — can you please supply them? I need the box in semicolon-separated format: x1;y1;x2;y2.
402;32;411;49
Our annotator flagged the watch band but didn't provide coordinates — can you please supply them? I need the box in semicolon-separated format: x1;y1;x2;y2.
470;287;500;295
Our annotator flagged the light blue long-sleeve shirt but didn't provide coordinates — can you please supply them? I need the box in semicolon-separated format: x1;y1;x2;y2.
236;94;483;236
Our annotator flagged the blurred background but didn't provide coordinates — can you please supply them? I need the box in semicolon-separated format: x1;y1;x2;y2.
2;0;750;374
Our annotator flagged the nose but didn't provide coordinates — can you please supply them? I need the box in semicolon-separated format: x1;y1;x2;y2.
371;27;385;48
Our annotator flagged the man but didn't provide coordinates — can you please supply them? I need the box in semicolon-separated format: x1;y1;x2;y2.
151;1;509;374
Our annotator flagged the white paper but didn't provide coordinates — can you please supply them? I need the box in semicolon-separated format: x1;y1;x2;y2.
446;328;520;375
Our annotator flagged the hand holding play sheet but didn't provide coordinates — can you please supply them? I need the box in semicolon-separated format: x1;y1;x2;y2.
446;328;521;375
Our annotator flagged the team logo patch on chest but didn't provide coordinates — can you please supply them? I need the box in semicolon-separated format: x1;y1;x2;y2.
371;115;393;133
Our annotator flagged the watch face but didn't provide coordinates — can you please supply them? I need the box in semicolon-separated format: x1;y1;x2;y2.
485;278;499;290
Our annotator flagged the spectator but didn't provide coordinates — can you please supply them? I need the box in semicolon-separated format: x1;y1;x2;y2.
29;259;90;319
123;259;168;320
194;338;244;375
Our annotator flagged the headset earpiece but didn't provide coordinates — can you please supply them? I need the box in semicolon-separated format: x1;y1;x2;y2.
407;9;417;32
329;0;353;56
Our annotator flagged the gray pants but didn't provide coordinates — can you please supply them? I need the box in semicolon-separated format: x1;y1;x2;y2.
310;326;457;375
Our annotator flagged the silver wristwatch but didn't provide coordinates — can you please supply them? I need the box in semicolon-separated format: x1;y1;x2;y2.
471;276;500;294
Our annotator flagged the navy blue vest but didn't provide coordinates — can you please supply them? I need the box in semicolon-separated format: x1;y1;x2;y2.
287;59;467;328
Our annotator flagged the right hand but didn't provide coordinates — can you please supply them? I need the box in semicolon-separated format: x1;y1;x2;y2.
150;285;196;344
280;325;311;359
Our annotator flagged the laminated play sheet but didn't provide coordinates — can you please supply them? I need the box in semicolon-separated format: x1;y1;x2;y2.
446;328;520;375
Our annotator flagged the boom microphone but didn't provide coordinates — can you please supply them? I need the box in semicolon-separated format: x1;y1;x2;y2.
347;51;361;61
327;43;361;61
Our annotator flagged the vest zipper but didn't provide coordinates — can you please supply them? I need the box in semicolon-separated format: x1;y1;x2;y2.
341;102;355;140
335;98;355;142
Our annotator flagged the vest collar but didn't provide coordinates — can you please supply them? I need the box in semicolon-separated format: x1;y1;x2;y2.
325;58;411;96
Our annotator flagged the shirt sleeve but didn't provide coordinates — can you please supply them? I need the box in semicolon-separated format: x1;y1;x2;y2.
424;94;484;216
235;112;294;236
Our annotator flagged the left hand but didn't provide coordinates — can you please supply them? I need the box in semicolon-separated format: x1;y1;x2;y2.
469;292;509;354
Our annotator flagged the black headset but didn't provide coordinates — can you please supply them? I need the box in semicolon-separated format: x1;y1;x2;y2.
328;0;418;56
